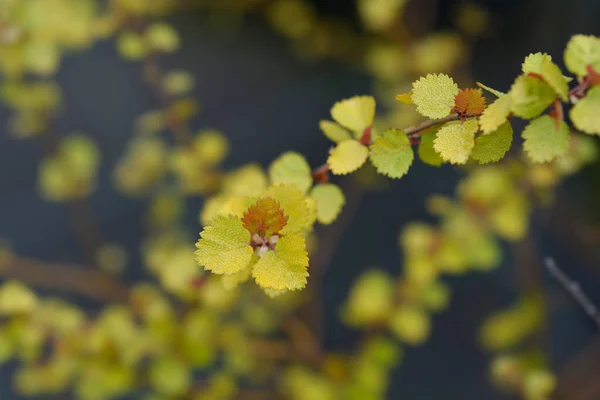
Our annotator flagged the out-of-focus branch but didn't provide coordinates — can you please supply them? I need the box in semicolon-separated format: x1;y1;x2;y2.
0;254;129;303
544;258;600;329
142;53;193;148
552;336;600;400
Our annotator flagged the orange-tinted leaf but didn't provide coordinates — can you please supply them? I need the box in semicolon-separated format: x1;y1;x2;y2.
242;197;288;237
454;88;487;115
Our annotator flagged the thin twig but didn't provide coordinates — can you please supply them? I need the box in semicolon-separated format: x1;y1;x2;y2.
0;254;130;303
405;113;463;136
544;257;600;329
142;52;193;148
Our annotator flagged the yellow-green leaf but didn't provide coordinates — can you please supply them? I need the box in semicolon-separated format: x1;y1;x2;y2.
195;216;253;275
319;120;352;143
411;73;459;119
269;152;313;193
263;184;314;234
0;281;38;315
479;94;511;134
522;115;569;163
252;233;309;291
310;184;345;224
327;140;369;175
471;122;513;164
388;305;430;346
509;75;556;119
571;86;600;135
476;82;505;98
146;23;180;53
564;34;600;78
330;95;376;133
149;356;190;396
369;129;414;178
433;118;478;164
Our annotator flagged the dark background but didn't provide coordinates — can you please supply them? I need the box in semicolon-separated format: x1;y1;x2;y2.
1;0;600;398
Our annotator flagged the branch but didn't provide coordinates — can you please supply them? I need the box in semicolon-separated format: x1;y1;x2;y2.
0;254;130;304
544;257;600;329
142;53;193;148
405;113;464;136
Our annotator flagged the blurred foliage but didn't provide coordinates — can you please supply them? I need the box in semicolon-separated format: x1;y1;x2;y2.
0;0;598;399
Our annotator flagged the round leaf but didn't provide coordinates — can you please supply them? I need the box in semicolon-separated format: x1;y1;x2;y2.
368;129;414;178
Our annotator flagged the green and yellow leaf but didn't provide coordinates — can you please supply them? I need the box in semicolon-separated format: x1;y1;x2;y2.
522;115;569;163
433;118;478;164
268;152;313;193
564;34;600;78
471;122;513;164
479;94;511;134
369;129;414;178
411;73;459;119
327;140;369;175
252;233;309;291
310;184;345;224
417;128;443;166
509;75;556;119
330;95;376;133
319;120;352;143
570;86;600;135
195;216;253;275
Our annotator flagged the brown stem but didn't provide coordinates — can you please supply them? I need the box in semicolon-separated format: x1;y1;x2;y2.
40;125;104;265
142;52;193;148
405;113;464;137
0;254;130;303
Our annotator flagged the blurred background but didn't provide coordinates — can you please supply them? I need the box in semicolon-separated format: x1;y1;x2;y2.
1;0;600;399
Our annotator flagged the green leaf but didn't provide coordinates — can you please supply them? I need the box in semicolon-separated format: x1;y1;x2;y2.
522;53;569;101
0;281;38;315
522;52;553;74
327;140;369;175
509;75;556;119
252;233;309;291
319;120;352;143
411;73;459;119
330;96;376;133
310;184;345;224
149;356;190;396
522;116;569;163
433;118;478;164
388;305;430;345
269;152;313;193
479;95;511;134
471;122;513;164
195;215;253;275
342;270;395;327
418;128;443;166
570;86;600;135
368;129;414;178
564;34;600;78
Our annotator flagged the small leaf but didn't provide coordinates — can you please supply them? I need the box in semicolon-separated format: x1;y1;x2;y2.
454;88;487;115
411;73;459;119
268;152;313;193
522;115;569;163
395;92;413;104
252;233;309;291
509;75;556;119
195;216;253;275
263;184;313;234
418;128;443;166
145;23;180;53
570;86;600;135
433;118;478;164
368;129;414;178
330;95;376;133
242;197;288;237
0;281;38;315
471;122;513;164
522;52;553;74
327;140;369;175
319;120;352;143
479;94;511;134
564;34;600;78
476;82;505;98
310;184;345;224
388;305;430;346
